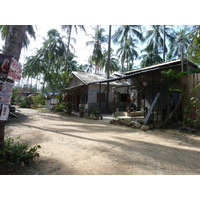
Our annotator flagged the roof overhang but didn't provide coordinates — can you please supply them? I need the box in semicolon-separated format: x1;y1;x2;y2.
65;84;86;91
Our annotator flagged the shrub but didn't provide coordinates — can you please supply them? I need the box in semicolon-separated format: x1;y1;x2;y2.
19;96;32;108
32;93;45;106
91;108;100;117
0;137;41;168
54;103;65;112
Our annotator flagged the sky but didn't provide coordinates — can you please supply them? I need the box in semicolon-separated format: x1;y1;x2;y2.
20;25;119;66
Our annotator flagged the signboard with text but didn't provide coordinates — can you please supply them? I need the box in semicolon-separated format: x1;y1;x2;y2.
0;54;13;89
7;58;22;82
0;54;22;121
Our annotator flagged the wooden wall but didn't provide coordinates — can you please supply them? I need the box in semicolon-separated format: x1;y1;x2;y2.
181;74;200;119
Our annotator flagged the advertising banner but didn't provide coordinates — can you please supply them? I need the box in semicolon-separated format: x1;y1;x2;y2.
0;81;14;104
0;54;13;81
7;58;22;82
0;103;9;121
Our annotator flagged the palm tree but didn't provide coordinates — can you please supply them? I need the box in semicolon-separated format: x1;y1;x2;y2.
187;25;200;64
0;25;36;53
61;25;86;71
112;25;144;44
86;26;108;73
167;27;191;60
140;44;163;67
144;25;174;65
23;29;72;92
116;36;138;71
100;49;119;73
78;56;94;73
0;25;28;149
112;25;143;72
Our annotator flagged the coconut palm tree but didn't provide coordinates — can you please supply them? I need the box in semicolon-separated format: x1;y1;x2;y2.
140;44;163;67
0;25;36;52
100;49;119;73
112;25;144;44
86;26;108;73
116;36;139;72
144;25;175;64
112;25;143;72
0;25;28;149
23;29;73;92
187;25;200;64
61;25;86;71
167;27;191;60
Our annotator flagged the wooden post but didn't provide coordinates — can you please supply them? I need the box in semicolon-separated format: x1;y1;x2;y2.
99;83;102;115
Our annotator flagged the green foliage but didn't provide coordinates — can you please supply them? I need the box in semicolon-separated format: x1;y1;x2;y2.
11;87;21;105
112;111;119;119
0;137;41;168
162;69;186;92
19;96;32;108
54;103;65;112
32;93;45;106
64;102;73;110
91;108;100;117
183;96;200;128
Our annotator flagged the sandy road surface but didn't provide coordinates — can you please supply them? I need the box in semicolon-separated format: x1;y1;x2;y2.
4;108;200;175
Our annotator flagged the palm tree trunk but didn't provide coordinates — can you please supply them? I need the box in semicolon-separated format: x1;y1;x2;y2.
105;25;111;113
66;26;72;72
4;25;28;61
121;62;124;72
163;25;166;62
0;25;27;149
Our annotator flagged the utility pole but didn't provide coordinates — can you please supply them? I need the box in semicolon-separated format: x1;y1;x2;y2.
105;25;112;113
181;41;184;72
163;25;166;62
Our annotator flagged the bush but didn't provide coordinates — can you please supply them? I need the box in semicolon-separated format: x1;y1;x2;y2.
32;93;45;106
19;96;32;108
0;137;41;168
54;103;65;112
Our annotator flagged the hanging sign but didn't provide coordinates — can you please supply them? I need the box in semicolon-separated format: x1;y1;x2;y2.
0;103;9;121
0;54;13;81
7;58;22;82
0;81;14;104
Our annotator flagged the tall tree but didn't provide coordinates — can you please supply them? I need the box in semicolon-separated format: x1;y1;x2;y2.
23;29;74;92
112;25;143;72
0;25;28;149
86;26;108;73
116;36;138;71
187;25;200;65
61;25;86;71
143;25;174;65
0;25;36;53
167;27;191;61
100;49;119;73
140;44;163;67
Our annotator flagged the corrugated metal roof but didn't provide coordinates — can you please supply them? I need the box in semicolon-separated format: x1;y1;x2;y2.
72;71;109;84
65;72;129;90
124;59;197;75
88;59;198;85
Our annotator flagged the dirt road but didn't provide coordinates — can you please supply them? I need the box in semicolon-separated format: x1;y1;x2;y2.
4;108;200;175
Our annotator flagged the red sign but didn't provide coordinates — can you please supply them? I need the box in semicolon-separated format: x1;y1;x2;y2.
7;58;22;82
0;54;13;81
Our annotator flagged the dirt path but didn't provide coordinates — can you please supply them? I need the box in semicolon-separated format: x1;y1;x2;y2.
4;108;200;175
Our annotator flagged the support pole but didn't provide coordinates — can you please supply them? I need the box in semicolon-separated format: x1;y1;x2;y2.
99;83;102;116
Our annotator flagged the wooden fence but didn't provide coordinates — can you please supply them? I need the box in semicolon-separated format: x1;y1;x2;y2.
181;73;200;119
